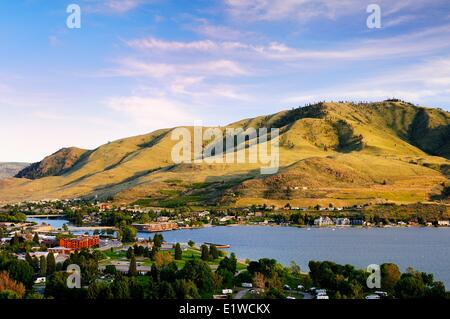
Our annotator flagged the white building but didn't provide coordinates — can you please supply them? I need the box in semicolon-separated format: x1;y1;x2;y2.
314;217;334;227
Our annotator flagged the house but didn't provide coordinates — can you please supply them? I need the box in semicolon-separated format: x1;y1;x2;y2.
350;219;364;225
334;218;350;226
438;220;450;226
219;216;235;223
314;217;334;227
48;246;74;255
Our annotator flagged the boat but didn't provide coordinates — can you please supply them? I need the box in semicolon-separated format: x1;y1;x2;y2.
204;242;231;249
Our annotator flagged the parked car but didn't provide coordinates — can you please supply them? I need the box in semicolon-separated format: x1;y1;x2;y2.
297;285;304;291
286;296;296;299
374;291;388;298
316;295;329;299
316;289;327;295
242;283;253;288
283;284;291;291
365;294;381;300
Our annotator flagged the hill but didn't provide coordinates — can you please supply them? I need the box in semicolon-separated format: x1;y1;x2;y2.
15;147;87;179
0;163;29;179
1;100;449;207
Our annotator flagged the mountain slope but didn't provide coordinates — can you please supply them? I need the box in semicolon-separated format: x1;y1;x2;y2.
1;100;449;206
15;147;87;179
0;163;29;179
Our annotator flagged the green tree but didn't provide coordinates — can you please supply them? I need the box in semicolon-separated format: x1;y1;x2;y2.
7;259;35;288
181;260;215;297
188;240;195;248
174;279;200;299
46;252;56;276
381;263;401;293
39;255;47;277
32;233;40;244
128;255;138;276
153;234;164;248
159;281;176;299
126;247;134;259
174;243;182;260
121;226;137;243
395;274;426;299
104;265;117;276
200;245;210;261
209;245;219;260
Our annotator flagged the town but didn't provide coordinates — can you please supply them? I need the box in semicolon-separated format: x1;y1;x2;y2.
0;198;448;299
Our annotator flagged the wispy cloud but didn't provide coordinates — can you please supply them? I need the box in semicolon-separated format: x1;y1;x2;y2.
126;24;450;62
127;38;219;51
383;15;418;28
224;0;446;22
282;56;450;106
106;95;196;130
110;58;250;78
84;0;154;14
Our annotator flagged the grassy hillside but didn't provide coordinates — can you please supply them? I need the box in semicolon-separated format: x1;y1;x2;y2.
1;101;449;207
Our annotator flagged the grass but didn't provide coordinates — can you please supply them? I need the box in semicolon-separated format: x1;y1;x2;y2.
102;246;247;271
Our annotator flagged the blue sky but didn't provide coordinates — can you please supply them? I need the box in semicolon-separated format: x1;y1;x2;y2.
1;0;450;162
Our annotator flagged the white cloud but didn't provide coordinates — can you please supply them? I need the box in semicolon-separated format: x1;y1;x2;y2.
127;38;219;51
282;56;450;106
383;15;417;28
125;24;450;65
84;0;154;14
106;95;196;130
189;19;254;41
111;58;249;78
224;0;446;22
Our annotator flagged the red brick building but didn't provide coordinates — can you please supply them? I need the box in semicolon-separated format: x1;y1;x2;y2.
60;235;100;250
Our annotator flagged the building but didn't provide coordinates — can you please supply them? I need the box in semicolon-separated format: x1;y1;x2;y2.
314;216;334;227
48;246;73;255
334;218;351;226
60;235;100;250
132;222;178;233
351;219;364;226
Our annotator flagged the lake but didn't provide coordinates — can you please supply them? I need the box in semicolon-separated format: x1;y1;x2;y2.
27;217;450;286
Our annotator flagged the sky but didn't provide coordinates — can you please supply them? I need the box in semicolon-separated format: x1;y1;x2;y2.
0;0;450;162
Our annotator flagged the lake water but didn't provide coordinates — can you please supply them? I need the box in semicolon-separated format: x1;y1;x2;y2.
27;217;450;286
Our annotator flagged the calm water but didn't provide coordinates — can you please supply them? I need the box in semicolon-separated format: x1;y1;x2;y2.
145;226;450;287
27;217;450;286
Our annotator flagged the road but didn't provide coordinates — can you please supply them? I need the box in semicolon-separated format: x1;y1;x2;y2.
299;292;314;299
234;289;250;299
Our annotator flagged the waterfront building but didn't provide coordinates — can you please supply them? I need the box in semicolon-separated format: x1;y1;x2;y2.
59;235;100;250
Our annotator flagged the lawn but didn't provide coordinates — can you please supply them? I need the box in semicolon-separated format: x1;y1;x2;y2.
103;246;247;271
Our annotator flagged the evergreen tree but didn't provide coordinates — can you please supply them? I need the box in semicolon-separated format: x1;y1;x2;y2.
209;245;219;260
174;243;182;260
150;264;160;283
126;247;134;259
46;252;56;276
200;245;210;261
39;255;47;277
33;233;40;244
128;255;138;276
